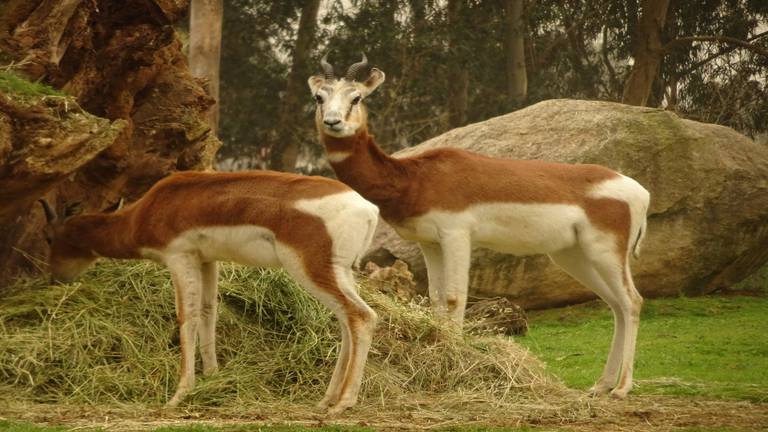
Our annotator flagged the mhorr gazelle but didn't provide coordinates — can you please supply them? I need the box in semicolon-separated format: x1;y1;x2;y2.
40;170;379;414
307;54;650;399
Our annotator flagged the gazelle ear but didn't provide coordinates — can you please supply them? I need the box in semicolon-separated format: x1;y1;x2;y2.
63;202;83;218
308;75;325;94
101;197;125;213
360;68;385;96
38;199;58;224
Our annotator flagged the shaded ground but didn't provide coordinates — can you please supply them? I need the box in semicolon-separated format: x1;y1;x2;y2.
1;395;767;431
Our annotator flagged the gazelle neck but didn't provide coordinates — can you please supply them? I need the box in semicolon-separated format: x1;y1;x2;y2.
320;129;410;221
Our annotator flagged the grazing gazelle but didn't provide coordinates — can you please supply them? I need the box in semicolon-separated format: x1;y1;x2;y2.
39;170;379;414
308;54;650;399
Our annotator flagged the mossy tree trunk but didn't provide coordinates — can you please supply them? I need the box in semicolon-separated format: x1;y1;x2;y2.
0;0;220;285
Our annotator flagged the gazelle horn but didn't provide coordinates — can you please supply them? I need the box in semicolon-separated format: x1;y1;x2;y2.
320;53;335;80
345;53;368;81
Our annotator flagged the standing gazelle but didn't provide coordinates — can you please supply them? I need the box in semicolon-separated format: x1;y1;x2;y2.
308;54;650;399
40;170;379;414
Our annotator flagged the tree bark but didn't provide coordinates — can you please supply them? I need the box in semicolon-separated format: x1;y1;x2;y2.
0;0;219;285
503;0;527;104
271;0;321;172
189;0;224;135
621;0;671;106
447;0;469;128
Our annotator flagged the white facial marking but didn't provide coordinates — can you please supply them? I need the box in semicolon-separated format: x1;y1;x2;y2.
313;79;367;138
327;151;352;163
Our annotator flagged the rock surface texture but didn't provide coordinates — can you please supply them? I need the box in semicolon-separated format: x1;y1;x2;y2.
0;0;219;284
367;99;768;308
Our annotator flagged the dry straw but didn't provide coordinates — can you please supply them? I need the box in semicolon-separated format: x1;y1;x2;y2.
0;260;565;412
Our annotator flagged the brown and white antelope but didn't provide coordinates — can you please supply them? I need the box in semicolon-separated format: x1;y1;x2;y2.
40;170;379;414
308;54;650;399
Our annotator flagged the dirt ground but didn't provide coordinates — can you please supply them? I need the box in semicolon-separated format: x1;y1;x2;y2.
1;394;766;431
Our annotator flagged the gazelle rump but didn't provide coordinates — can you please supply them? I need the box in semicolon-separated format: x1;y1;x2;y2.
40;171;379;414
308;54;650;398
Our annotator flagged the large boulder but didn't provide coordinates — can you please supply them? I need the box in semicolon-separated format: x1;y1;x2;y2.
366;99;768;309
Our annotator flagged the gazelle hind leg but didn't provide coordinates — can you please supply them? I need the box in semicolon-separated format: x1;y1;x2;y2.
277;245;375;415
165;253;203;407
549;246;625;395
199;261;219;375
583;246;643;399
608;264;643;399
317;320;351;410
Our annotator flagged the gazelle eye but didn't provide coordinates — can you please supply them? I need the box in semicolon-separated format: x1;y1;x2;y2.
351;96;361;105
315;94;324;104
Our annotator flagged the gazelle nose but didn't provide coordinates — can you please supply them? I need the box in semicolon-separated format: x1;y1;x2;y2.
324;118;341;127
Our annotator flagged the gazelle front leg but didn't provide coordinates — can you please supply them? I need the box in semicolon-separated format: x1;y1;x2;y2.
199;261;219;375
419;242;448;317
439;230;472;325
165;253;203;408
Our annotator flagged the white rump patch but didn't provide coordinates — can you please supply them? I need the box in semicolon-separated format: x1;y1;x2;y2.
295;191;379;267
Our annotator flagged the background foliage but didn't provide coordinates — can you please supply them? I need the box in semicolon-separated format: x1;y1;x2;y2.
216;0;768;171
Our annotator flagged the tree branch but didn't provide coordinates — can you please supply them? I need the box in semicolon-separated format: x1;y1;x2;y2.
672;30;768;77
664;34;768;58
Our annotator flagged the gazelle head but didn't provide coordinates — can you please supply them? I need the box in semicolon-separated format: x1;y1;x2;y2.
39;200;105;282
307;53;385;138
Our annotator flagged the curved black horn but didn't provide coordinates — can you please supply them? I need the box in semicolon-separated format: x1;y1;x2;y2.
38;199;57;224
320;53;335;80
345;53;369;81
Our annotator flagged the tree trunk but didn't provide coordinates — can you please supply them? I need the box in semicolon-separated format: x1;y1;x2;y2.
189;0;224;135
621;0;671;106
503;0;527;104
0;0;219;285
447;0;469;128
271;0;321;172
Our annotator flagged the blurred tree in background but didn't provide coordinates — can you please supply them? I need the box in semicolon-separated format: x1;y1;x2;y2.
215;0;768;172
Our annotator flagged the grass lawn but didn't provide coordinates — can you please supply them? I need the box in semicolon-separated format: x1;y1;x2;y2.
518;294;768;402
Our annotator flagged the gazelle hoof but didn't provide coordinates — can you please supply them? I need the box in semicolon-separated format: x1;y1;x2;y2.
610;388;630;399
316;394;338;410
325;398;357;416
588;384;612;397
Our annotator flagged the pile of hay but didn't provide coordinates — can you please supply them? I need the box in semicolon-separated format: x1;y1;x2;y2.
0;260;561;409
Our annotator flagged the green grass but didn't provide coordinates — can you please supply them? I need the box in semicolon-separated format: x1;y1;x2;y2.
0;71;64;97
518;295;768;401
